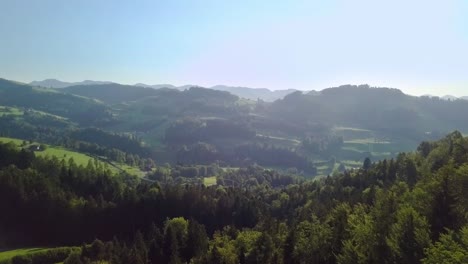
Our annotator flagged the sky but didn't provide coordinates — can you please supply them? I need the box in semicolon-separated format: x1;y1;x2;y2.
0;0;467;96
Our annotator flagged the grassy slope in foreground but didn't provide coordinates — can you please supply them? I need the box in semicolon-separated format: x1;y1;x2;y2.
0;137;146;176
0;247;80;264
0;137;99;167
0;248;47;261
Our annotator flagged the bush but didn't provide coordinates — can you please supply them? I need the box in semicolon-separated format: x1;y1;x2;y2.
11;255;31;264
63;251;83;264
29;247;79;264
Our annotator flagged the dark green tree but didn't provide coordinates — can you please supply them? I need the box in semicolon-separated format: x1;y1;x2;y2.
185;219;209;260
64;251;83;264
363;157;372;170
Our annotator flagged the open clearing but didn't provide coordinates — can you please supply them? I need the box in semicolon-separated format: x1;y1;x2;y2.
0;105;67;120
0;106;23;116
0;137;98;167
203;176;217;186
334;126;372;132
0;248;48;261
0;137;145;176
256;134;301;146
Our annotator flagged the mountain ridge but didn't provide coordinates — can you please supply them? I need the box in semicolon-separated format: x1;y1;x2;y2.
23;78;468;102
30;79;113;88
30;79;298;101
4;77;468;172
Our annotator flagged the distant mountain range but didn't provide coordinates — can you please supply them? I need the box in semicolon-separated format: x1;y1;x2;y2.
422;94;468;101
29;79;114;89
125;83;299;102
204;85;297;102
441;95;459;100
27;79;468;102
30;79;298;101
6;77;468;159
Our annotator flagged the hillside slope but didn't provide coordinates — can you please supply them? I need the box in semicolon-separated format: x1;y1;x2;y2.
267;84;468;137
0;78;113;125
62;83;162;104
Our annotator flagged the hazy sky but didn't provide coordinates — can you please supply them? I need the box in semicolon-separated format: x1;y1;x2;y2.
1;0;467;96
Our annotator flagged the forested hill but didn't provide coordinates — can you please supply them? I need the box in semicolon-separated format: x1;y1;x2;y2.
208;85;296;101
62;83;162;104
0;78;113;125
31;78;297;101
30;80;468;141
0;131;466;263
267;84;468;137
4;77;468;175
29;79;112;88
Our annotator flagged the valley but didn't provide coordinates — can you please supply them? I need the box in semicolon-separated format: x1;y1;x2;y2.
0;79;463;179
0;78;467;264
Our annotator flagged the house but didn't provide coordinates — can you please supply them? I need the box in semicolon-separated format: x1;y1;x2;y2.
27;144;45;152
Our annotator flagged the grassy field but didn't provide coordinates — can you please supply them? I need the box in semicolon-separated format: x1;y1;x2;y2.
0;247;81;263
334;126;372;132
314;160;363;178
316;165;331;176
37;147;97;167
0;137;24;145
203;176;217;186
256;134;301;146
0;106;23;116
333;126;374;141
0;248;48;261
344;138;390;144
0;105;67;120
341;160;363;167
29;109;67;120
314;132;418;177
0;137;146;176
118;163;147;177
0;137;98;167
305;126;415;177
343;139;415;154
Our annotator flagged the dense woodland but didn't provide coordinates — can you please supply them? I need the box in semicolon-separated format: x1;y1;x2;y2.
0;131;467;263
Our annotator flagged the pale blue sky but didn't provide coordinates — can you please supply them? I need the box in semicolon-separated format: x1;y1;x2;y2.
1;0;467;96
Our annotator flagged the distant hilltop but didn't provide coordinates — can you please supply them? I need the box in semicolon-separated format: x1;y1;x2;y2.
29;79;114;89
30;79;300;102
27;78;468;102
421;94;468;101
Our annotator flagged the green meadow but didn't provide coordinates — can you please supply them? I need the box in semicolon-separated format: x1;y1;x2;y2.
0;137;146;176
203;176;217;186
0;137;98;167
0;248;48;262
